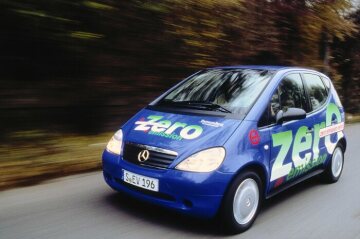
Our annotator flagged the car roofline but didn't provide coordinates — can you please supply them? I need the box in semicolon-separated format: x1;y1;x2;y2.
207;65;287;71
207;65;320;72
207;65;329;78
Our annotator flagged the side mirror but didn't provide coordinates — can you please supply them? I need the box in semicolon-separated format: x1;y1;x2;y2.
276;108;306;124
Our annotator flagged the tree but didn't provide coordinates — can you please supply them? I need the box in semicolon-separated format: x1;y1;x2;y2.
332;8;360;113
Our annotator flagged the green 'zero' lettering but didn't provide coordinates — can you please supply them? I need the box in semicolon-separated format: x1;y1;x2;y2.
313;121;325;160
180;125;203;140
270;130;293;181
151;120;172;132
292;126;312;168
270;104;344;182
325;103;343;154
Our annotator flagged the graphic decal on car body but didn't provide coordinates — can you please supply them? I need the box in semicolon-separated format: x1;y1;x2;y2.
249;129;260;145
200;119;224;128
134;115;204;140
270;103;344;182
319;122;344;138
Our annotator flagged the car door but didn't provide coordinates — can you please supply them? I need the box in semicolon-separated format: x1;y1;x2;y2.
267;73;314;192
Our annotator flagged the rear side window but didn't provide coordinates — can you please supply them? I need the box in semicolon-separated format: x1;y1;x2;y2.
303;74;328;111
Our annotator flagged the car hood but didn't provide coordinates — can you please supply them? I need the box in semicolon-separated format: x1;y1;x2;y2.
121;108;241;160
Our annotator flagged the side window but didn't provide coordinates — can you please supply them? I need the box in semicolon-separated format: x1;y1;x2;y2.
258;89;279;127
278;74;307;112
303;74;328;111
269;89;280;124
258;74;305;127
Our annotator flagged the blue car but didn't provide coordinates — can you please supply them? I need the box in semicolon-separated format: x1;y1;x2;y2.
102;66;346;233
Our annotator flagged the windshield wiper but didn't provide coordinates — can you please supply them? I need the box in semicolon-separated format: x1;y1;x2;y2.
188;102;232;113
161;100;232;113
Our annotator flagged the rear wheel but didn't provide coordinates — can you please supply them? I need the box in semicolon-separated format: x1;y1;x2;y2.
322;145;344;183
220;171;263;234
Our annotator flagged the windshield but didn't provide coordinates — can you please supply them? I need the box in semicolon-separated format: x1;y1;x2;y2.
157;69;274;115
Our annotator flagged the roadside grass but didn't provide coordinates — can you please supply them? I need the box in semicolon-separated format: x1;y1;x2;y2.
0;130;112;190
346;114;360;124
1;114;359;190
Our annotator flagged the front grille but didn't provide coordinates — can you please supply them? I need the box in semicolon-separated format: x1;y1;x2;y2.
122;142;177;169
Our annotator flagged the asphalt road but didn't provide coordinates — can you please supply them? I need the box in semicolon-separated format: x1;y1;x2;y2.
1;124;360;239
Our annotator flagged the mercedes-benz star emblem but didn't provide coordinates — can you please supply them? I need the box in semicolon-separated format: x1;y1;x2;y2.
138;149;150;162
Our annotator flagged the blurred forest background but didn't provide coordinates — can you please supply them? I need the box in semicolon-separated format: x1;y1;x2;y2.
1;0;360;188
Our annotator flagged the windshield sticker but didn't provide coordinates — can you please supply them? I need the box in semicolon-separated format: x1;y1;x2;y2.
200;120;224;128
134;115;203;140
270;103;344;183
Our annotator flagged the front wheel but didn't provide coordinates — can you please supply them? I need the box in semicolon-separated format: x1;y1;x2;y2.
322;146;344;183
220;171;263;234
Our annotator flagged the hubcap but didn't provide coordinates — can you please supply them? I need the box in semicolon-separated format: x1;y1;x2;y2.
233;178;259;225
332;147;343;178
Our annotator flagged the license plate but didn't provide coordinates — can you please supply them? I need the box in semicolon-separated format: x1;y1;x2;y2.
122;170;159;192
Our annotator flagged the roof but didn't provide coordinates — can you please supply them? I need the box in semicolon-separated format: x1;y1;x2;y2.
208;65;313;71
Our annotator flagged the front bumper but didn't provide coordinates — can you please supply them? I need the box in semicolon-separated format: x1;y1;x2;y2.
102;150;233;218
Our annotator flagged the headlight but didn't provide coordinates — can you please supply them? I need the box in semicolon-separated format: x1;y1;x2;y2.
175;147;225;172
106;129;123;155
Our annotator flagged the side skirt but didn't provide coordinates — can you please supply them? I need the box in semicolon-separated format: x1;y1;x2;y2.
266;169;324;199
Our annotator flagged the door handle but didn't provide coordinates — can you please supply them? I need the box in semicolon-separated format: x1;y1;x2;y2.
306;127;314;134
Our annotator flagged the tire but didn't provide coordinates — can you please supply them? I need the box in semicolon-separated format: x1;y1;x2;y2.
322;145;344;183
219;171;263;234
